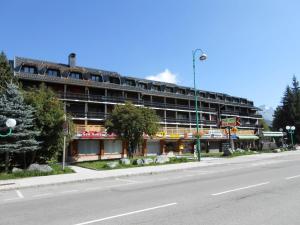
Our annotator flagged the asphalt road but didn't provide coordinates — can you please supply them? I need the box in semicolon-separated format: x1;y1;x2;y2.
1;152;300;225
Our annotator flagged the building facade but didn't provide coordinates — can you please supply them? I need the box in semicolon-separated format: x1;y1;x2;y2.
12;53;263;161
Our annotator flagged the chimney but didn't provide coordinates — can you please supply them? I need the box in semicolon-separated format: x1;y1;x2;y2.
68;53;76;67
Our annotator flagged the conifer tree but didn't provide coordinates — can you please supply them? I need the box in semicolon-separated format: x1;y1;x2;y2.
0;51;16;92
273;76;300;143
0;82;40;171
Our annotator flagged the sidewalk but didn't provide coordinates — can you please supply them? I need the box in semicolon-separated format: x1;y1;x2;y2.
0;151;299;191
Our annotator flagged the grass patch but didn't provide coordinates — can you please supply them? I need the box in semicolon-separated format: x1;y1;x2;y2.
76;150;265;171
227;151;257;157
76;157;197;171
0;163;74;180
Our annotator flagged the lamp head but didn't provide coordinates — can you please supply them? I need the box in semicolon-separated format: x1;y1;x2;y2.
6;118;16;128
199;53;207;61
286;126;291;130
291;126;296;130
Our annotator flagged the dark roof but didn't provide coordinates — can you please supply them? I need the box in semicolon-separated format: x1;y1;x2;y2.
14;56;254;103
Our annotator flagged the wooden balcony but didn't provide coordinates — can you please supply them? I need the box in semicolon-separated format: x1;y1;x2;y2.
75;125;106;134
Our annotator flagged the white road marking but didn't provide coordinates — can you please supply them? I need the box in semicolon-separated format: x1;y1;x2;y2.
3;198;20;201
16;190;24;199
212;182;270;196
61;190;79;194
185;170;211;173
115;178;139;183
73;202;178;225
285;175;300;180
33;193;52;198
85;187;103;191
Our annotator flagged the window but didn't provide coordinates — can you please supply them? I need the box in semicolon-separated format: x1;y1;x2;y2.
109;77;120;84
90;74;102;82
152;85;160;91
177;89;185;94
138;82;147;89
69;72;82;79
22;66;36;74
47;69;60;77
78;140;100;154
124;79;136;86
165;87;173;93
200;92;206;98
209;94;216;99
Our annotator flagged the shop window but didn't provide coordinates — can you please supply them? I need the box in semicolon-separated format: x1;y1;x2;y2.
78;140;100;154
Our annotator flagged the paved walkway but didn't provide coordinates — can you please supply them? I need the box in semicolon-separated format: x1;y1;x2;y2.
0;151;299;191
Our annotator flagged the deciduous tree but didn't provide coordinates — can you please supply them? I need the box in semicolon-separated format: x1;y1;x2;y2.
105;102;160;157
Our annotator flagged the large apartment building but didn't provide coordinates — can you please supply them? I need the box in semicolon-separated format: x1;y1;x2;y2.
12;53;262;161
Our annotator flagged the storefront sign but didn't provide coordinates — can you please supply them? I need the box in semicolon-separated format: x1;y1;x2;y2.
221;117;240;127
78;131;117;139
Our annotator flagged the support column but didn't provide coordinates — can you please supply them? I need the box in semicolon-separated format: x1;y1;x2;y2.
71;140;79;158
178;139;184;155
160;139;166;155
142;139;147;156
121;140;128;158
63;84;67;112
84;102;88;126
100;140;105;158
189;112;192;130
164;110;167;131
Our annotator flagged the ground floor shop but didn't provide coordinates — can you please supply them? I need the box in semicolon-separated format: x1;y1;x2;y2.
68;126;261;162
68;137;260;162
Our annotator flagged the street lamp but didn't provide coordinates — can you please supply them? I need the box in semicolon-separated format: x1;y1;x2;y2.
193;48;207;161
0;118;17;137
286;125;296;148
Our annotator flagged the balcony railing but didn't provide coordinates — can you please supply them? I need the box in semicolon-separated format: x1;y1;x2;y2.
87;112;107;119
75;125;106;133
162;118;217;125
16;71;256;108
221;110;263;118
239;123;259;128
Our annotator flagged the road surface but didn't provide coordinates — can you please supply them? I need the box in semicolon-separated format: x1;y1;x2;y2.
1;152;300;225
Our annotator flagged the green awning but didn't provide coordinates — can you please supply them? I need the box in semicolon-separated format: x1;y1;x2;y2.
238;135;259;140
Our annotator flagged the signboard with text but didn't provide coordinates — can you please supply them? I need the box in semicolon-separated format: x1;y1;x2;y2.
221;117;240;127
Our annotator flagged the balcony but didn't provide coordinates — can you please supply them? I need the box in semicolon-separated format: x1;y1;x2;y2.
16;71;256;108
68;111;108;119
221;110;263;118
87;112;107;119
75;125;105;134
221;110;239;115
162;117;217;125
239;123;258;128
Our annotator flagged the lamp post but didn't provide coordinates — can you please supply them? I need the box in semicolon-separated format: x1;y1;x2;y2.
286;125;296;148
0;118;17;137
279;128;284;148
192;49;207;161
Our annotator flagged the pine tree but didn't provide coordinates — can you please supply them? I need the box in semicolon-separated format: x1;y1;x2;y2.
0;51;15;92
273;76;300;143
0;82;40;171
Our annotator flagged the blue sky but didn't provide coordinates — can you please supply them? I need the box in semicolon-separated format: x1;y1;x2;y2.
1;0;300;108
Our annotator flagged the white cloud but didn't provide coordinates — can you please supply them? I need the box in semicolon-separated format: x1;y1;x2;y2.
145;69;177;84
